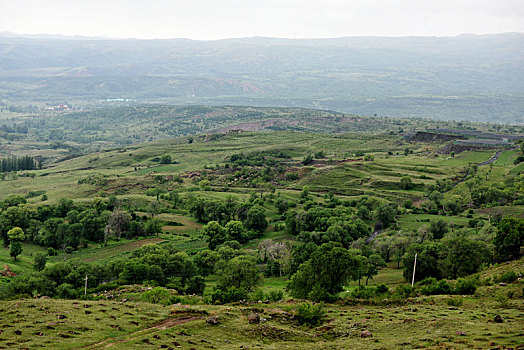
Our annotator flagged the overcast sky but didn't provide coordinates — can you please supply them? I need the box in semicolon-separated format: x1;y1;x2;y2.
1;0;523;40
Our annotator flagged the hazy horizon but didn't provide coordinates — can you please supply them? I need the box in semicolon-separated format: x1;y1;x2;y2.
1;0;523;40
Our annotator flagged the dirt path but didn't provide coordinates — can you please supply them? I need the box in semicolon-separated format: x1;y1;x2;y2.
84;315;203;349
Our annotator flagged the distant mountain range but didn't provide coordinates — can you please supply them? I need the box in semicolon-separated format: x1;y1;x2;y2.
1;33;523;123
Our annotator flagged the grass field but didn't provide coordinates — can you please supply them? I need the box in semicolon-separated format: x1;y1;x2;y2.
0;282;522;349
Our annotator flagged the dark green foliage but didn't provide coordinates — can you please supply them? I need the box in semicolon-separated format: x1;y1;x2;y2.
0;155;37;173
201;221;227;250
268;289;284;302
496;271;518;284
454;276;478;295
288;242;359;302
34;252;47;271
302;154;313;165
429;219;448;239
374;202;397;228
399;176;413;190
244;205;268;232
295;303;325;327
211;286;247;304
418;278;452;295
403;242;442;282
9;241;22;260
160;154;172;164
438;236;490;279
186;276;206;295
194;249;220;277
216;256;262;292
494;217;524;261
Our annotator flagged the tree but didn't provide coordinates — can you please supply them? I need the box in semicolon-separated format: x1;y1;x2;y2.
374;203;396;228
225;220;246;243
194;249;220;277
288;242;359;301
217;256;262;292
34;252;47;271
402;242;441;282
439;236;489;278
364;254;386;285
244;205;268;232
7;226;25;241
106;210;131;241
201;221;226;250
10;241;22;260
7;227;25;260
160;154;172;164
399;176;413;190
494;217;524;261
144;218;163;236
166;252;196;286
429;219;448;240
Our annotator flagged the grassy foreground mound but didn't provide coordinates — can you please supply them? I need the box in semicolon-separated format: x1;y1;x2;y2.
1;262;522;350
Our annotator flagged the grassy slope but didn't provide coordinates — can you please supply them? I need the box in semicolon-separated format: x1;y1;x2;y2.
0;259;522;350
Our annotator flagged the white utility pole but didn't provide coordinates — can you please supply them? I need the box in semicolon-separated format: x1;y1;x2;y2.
411;253;417;287
84;274;88;298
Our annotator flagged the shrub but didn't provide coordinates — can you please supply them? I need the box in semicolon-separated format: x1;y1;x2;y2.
351;286;376;299
454;277;478;295
56;283;77;299
419;278;452;295
211;287;247;304
268;289;284;302
295;303;325;327
141;287;174;306
496;271;518;284
446;297;463;307
393;284;416;299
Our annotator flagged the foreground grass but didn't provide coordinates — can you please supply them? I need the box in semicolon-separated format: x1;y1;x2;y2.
0;292;522;349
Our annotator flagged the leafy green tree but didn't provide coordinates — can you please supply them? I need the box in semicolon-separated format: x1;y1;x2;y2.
429;219;449;240
244;205;268;232
9;241;22;260
160;154;172;164
494;217;524;261
7;226;25;241
144;218;163;236
438;236;489;278
166;252;196;285
201;221;226;250
217;256;262;292
402;242;441;282
34;252;48;271
364;254;386;285
288;242;359;301
399;176;413;190
428;191;444;206
225;220;246;243
194;249;220;276
78;209;105;242
374;203;396;228
7;227;25;260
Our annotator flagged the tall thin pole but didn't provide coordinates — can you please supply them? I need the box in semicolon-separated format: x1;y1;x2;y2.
411;253;417;287
84;274;88;298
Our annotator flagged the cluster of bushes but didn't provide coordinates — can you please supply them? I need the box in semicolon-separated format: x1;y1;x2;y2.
418;277;478;295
